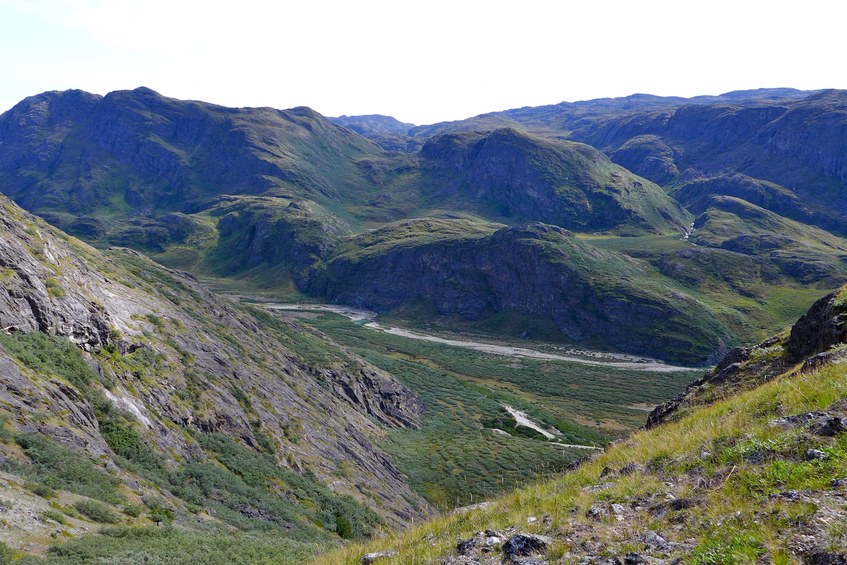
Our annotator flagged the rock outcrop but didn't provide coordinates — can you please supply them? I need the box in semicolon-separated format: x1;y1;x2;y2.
647;287;847;428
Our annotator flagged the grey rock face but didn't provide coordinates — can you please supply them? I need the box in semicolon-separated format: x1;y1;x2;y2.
0;196;430;525
0;213;110;348
503;533;551;557
787;290;847;360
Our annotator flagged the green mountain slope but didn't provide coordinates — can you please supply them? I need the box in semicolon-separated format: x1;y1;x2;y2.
369;89;847;237
418;129;689;234
2;87;845;364
515;90;847;235
0;88;390;226
0;195;432;559
323;286;847;564
0;88;685;242
308;219;730;364
690;196;847;284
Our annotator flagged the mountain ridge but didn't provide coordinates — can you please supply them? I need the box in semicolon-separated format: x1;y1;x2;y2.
1;87;846;364
0;84;847;562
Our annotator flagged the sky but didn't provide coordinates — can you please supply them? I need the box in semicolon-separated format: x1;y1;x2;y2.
1;0;845;125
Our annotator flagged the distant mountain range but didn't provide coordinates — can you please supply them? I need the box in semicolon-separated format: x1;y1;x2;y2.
1;86;846;363
1;86;847;563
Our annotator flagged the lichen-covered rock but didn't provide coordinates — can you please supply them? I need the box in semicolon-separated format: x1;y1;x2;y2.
503;533;551;557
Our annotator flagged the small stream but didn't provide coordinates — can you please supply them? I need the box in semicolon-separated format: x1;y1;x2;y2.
265;302;629;451
265;303;693;373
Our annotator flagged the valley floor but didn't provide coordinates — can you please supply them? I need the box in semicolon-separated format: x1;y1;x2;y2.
266;303;695;372
259;301;699;512
319;355;847;564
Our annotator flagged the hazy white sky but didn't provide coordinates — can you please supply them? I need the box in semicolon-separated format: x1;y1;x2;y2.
1;0;844;125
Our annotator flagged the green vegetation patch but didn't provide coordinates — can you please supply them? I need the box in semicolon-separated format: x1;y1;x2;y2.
5;434;122;504
73;499;119;524
0;331;96;390
30;526;322;565
117;433;379;542
299;313;695;510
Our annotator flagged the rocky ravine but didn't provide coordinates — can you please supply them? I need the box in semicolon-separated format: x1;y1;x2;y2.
0;195;431;542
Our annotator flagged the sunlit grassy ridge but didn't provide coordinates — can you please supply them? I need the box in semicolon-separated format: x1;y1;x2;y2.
317;355;847;563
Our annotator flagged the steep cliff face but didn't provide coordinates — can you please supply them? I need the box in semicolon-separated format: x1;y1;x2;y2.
308;219;730;364
420;129;688;234
0;196;430;537
755;90;847;190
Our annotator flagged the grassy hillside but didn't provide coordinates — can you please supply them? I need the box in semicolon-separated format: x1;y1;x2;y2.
298;312;698;510
319;288;847;564
689;196;847;284
418;128;689;234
